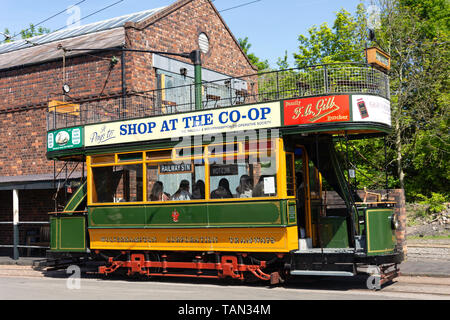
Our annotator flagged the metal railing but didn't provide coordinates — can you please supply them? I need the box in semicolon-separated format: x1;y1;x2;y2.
0;221;50;259
47;63;390;131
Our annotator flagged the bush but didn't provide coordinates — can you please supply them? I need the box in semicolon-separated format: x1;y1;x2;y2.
417;192;448;214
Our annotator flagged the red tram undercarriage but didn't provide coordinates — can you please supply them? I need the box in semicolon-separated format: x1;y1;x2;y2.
95;250;286;284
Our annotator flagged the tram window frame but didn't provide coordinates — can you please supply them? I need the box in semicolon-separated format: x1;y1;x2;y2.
207;142;241;157
91;154;115;165
207;139;279;201
91;163;144;204
87;138;283;206
285;152;295;197
146;158;206;202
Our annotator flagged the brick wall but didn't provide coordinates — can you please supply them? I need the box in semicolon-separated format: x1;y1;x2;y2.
0;0;254;179
0;52;123;112
0;51;123;178
125;0;255;93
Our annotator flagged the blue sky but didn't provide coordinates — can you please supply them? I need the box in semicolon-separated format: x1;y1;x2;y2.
0;0;362;67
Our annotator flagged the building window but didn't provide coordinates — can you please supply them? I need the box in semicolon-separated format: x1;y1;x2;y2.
157;70;194;113
198;33;210;54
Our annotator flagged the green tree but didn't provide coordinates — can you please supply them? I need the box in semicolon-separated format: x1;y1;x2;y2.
376;0;449;199
277;50;290;70
2;23;50;44
238;37;270;71
20;23;50;40
294;4;368;68
293;0;449;202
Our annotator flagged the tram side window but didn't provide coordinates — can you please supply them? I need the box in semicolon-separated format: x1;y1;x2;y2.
92;165;143;203
209;154;277;199
286;153;295;197
147;160;205;202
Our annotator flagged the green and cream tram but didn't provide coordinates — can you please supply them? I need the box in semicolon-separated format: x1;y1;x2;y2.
46;64;403;285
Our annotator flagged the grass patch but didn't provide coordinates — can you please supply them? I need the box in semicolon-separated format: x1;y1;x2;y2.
408;234;450;240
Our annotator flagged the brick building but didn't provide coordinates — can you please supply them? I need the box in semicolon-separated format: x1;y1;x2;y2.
0;0;256;256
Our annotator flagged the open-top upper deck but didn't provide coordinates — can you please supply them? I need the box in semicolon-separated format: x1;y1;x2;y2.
46;63;391;158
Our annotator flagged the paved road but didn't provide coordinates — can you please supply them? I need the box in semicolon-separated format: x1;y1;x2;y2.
0;266;449;302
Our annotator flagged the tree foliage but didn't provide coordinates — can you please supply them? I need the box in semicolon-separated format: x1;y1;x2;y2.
238;37;270;71
2;23;50;44
377;0;449;200
292;0;449;201
294;4;368;68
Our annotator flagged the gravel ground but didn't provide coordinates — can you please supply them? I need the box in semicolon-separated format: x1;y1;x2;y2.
406;246;450;262
407;223;450;238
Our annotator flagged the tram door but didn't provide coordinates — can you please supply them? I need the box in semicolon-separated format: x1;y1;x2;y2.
294;146;323;248
293;147;310;242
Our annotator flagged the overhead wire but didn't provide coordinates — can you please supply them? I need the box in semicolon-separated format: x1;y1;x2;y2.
217;0;261;13
9;0;88;40
6;0;260;49
52;0;125;33
142;0;261;31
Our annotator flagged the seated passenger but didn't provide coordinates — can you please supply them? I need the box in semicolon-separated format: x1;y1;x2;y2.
171;180;191;201
236;175;253;198
210;178;233;199
192;180;205;200
150;181;170;202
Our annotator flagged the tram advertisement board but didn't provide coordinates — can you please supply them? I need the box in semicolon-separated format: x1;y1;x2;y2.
351;95;391;126
84;102;281;147
47;127;83;152
283;95;350;126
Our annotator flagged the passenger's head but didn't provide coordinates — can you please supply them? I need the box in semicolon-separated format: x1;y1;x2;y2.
192;180;205;199
238;175;253;192
151;181;163;195
219;178;230;190
180;180;190;191
195;180;205;191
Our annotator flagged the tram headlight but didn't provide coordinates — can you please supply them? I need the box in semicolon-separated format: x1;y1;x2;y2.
390;214;399;230
62;84;71;94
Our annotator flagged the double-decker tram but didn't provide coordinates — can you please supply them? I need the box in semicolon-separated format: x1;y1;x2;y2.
46;63;403;285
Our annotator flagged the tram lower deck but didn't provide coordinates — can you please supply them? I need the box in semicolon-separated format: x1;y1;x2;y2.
48;135;402;283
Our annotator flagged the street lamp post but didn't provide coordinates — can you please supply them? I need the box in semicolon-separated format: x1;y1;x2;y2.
188;50;203;111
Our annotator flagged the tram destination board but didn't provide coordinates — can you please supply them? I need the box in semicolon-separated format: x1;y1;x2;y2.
159;162;193;174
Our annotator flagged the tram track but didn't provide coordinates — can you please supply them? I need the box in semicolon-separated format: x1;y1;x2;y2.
1;264;449;299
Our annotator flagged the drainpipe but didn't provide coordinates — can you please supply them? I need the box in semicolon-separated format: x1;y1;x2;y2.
121;48;127;118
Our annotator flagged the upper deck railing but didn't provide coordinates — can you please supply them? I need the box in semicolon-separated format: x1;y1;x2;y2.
47;63;390;131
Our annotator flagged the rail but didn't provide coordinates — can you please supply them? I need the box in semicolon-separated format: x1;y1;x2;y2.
47;63;390;131
0;221;50;259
